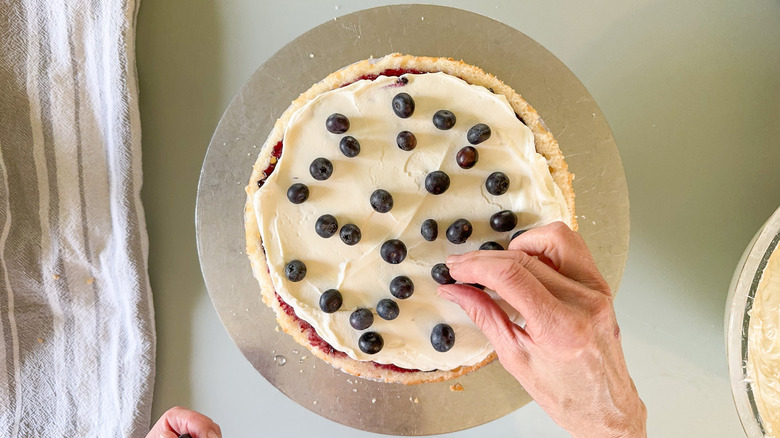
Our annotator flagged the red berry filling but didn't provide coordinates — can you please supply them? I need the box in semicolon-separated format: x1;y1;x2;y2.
274;292;418;373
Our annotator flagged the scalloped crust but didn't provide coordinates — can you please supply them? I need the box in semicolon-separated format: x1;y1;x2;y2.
244;53;575;385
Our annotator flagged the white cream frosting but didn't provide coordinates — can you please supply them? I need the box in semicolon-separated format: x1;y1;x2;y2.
255;72;570;371
748;242;780;437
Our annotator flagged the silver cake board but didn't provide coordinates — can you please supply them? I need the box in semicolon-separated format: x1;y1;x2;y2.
196;4;629;435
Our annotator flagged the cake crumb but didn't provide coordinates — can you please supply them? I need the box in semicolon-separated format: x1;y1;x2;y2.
52;274;60;280
86;278;95;285
410;396;419;403
37;338;44;343
274;325;280;332
450;383;465;392
309;53;315;59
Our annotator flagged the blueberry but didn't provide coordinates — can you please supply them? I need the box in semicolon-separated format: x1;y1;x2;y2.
511;229;527;240
309;157;333;180
370;189;394;213
467;123;491;144
359;332;384;354
285;260;306;282
490;210;518;232
433;110;456;130
339;136;360;157
431;323;455;352
425;171;450;195
456;146;479;169
431;263;455;284
286;183;309;204
326;113;350;134
319;289;343;313
389;275;414;299
392;92;415;118
315;214;339;238
479;241;504;251
446;219;473;244
340;224;362;245
396;131;417;151
485;171;510;196
377;298;400;320
421;219;438;241
350;308;374;330
380;239;407;264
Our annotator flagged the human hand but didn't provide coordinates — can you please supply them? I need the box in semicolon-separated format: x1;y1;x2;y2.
147;406;222;438
438;222;647;438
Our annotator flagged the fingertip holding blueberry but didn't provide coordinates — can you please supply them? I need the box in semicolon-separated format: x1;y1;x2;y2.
319;289;343;313
479;241;504;251
511;229;527;240
431;263;455;284
326;113;350;134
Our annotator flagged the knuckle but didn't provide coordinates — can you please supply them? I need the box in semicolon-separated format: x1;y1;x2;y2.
495;259;530;289
548;221;571;235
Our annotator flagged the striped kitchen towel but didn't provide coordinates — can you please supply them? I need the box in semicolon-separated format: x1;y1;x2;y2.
0;0;155;436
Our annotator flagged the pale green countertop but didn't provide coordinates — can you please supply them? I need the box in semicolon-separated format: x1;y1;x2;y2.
137;1;780;436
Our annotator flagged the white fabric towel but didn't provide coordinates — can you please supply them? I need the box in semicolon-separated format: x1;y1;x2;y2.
0;0;155;436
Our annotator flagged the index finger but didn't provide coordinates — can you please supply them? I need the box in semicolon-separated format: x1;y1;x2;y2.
509;222;609;293
446;252;561;333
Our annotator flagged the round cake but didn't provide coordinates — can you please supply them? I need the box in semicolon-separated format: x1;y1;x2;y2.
245;54;576;384
747;240;780;436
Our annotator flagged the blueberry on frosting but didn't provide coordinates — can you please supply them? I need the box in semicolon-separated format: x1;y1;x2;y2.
432;110;456;130
467;123;491;145
326;113;350;134
392;92;415;118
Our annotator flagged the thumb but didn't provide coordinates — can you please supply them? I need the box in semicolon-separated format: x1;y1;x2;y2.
438;284;529;358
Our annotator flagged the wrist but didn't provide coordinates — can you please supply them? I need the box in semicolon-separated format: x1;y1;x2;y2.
569;399;647;438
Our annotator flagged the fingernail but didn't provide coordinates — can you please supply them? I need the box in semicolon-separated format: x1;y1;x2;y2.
437;286;457;303
445;254;463;265
208;431;220;438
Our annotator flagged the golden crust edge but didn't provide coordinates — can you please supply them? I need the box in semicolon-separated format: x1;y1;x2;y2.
244;53;576;385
